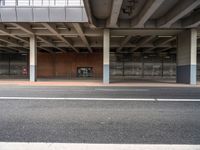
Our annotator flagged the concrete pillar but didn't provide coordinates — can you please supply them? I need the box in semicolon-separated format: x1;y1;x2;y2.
103;29;110;84
29;35;37;82
177;29;197;84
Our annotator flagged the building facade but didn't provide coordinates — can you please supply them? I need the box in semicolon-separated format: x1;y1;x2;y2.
0;0;199;84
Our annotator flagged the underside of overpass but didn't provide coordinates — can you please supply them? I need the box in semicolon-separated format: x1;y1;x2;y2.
0;0;200;84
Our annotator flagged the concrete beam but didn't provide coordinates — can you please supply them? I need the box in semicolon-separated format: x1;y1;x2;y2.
37;36;66;53
132;36;156;51
182;11;200;28
0;28;102;37
143;47;156;53
157;0;200;28
116;35;132;52
42;23;79;53
111;29;182;36
159;47;172;52
132;0;165;27
73;23;92;53
39;47;54;53
83;0;96;27
10;23;34;35
154;37;176;46
0;24;29;43
107;0;123;27
0;36;23;47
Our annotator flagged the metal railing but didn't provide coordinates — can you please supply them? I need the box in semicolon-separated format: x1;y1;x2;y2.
0;0;84;6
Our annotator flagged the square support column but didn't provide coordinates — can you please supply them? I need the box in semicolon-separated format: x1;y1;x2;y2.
29;35;37;82
177;29;197;85
103;29;110;84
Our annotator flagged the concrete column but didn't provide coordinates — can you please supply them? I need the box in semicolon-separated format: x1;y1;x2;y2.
177;29;197;84
29;35;37;82
103;29;110;84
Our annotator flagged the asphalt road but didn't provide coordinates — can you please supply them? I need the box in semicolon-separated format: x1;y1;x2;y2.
0;85;200;99
0;85;200;144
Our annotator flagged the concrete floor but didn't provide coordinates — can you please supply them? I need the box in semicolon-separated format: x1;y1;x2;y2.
0;78;199;87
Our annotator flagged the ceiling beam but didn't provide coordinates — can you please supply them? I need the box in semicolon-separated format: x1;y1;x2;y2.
83;0;96;27
10;23;34;35
9;47;27;53
132;0;165;27
107;0;123;27
154;37;176;46
144;37;176;52
143;47;156;53
182;11;200;28
160;47;172;52
73;23;92;53
0;36;24;47
0;24;29;43
0;28;102;37
41;23;79;53
0;48;16;53
132;36;156;51
39;47;54;53
116;35;132;52
157;0;200;28
37;36;66;53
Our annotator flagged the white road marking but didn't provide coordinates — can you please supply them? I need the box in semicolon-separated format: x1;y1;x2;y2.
0;143;199;150
0;97;155;101
0;97;200;101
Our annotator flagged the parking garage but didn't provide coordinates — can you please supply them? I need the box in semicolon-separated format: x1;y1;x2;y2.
0;0;200;84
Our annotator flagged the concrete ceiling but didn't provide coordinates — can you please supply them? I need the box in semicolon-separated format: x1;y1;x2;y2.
0;23;199;54
84;0;200;28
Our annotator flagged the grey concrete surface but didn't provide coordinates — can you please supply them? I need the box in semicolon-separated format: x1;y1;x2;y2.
0;99;200;144
0;85;200;99
0;86;200;144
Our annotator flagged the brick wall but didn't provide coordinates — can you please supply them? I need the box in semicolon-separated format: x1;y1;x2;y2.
37;53;103;78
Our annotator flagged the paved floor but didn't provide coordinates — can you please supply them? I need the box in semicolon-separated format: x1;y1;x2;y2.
0;85;200;99
0;78;199;87
0;85;200;144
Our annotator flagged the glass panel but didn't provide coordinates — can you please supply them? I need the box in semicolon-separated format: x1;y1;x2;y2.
55;0;65;6
42;0;49;6
68;0;80;6
4;0;16;6
33;0;42;6
18;0;30;6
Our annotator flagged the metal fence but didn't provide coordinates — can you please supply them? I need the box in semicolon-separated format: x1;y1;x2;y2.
0;0;84;6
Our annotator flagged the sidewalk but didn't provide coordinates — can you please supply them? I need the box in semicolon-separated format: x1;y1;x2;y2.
0;79;199;87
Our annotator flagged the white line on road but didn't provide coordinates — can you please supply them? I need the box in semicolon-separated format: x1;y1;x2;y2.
0;143;200;150
0;97;200;101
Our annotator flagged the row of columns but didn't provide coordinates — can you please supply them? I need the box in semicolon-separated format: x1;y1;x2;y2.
29;29;198;85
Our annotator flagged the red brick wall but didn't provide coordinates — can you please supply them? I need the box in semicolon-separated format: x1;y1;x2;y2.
37;53;103;78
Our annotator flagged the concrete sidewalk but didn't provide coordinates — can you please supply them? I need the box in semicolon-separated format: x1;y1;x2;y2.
0;79;199;87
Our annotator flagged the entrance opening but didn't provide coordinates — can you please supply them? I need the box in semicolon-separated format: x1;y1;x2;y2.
77;67;93;77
